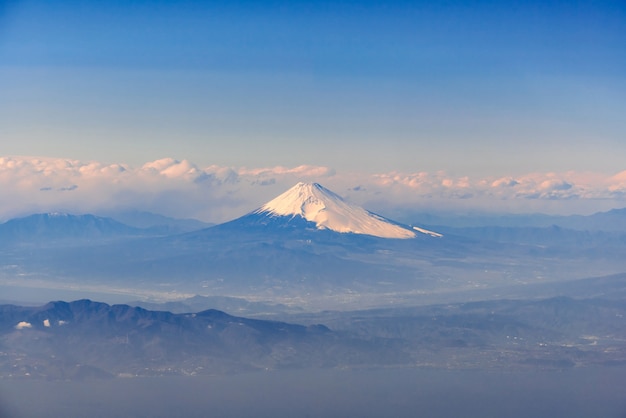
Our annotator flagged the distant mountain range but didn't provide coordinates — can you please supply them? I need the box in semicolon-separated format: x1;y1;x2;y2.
1;182;626;306
0;211;213;245
96;209;213;234
0;213;144;244
411;207;626;232
428;224;625;249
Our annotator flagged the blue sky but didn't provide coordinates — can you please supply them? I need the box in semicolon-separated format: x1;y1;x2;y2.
1;1;626;220
2;0;624;176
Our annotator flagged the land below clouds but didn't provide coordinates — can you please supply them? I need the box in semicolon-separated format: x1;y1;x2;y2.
2;288;625;381
1;201;626;381
2;292;626;416
1;187;626;418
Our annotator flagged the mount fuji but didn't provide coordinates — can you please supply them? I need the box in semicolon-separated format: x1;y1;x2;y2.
4;182;622;308
217;182;441;239
13;182;447;299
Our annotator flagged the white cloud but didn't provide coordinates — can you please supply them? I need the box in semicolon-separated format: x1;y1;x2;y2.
1;155;625;222
15;321;32;329
491;177;519;188
608;170;626;194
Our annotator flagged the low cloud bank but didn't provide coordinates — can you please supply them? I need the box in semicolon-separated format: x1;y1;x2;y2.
1;156;625;223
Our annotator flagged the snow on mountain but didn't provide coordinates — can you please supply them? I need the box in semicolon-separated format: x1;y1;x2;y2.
412;226;443;238
253;182;439;239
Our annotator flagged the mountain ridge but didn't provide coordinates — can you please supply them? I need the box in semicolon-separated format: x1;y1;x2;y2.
0;213;145;244
2;295;625;380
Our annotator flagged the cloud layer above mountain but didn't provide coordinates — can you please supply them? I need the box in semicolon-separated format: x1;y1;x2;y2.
1;156;625;222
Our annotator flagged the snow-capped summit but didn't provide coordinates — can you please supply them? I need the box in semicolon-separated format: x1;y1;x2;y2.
251;182;438;239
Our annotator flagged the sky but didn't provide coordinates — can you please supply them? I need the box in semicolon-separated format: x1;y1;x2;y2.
1;0;625;221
